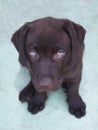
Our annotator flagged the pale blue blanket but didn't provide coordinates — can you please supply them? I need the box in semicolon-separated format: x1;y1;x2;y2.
0;0;98;130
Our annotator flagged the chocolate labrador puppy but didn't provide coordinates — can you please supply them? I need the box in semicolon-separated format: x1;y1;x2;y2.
11;17;86;118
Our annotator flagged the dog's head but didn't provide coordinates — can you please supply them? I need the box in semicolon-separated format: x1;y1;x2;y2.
11;17;86;92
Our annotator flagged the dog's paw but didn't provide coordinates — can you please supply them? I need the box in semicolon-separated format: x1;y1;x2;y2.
68;98;86;118
27;93;47;114
19;87;34;102
28;102;45;114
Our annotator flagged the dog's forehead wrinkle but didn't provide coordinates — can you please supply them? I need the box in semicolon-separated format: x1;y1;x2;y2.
36;35;70;52
34;30;70;44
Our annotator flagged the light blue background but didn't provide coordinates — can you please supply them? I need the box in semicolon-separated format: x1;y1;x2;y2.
0;0;98;130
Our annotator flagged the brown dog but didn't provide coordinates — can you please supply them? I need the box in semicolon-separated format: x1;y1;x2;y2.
11;17;86;118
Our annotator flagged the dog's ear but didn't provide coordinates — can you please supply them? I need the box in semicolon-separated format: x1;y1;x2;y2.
71;21;86;44
11;23;29;67
63;19;86;75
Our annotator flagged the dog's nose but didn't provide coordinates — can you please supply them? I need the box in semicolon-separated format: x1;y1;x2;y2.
39;77;52;89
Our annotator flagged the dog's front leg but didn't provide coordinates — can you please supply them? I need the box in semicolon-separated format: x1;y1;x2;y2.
62;81;86;118
28;91;47;114
19;81;35;102
19;80;47;114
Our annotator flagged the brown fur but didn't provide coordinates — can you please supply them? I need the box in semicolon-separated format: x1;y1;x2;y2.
11;17;86;118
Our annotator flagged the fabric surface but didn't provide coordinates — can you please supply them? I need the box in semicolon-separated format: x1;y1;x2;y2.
0;0;98;130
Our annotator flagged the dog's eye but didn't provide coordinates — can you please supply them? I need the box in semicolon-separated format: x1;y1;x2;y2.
57;50;65;56
53;50;65;61
29;50;39;60
30;50;37;56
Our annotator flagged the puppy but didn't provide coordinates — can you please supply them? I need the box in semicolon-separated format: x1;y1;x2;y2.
11;17;86;118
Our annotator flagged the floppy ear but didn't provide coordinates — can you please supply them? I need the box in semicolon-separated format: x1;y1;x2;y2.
63;19;86;75
71;21;86;44
11;23;29;67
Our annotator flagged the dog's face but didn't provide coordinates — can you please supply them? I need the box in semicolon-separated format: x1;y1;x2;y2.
25;27;71;92
11;17;85;92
